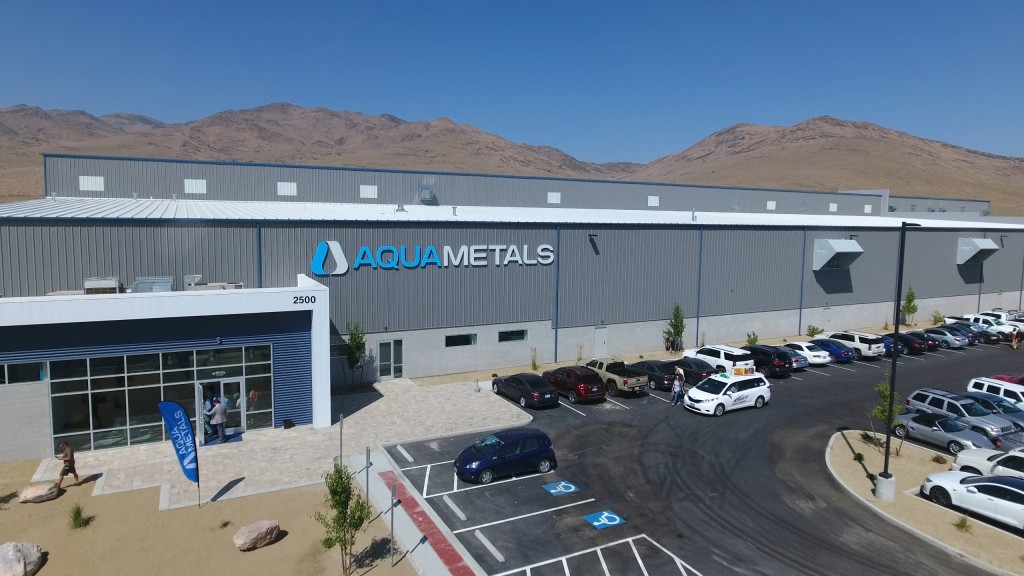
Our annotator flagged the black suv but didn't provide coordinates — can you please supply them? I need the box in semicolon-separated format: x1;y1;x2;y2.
742;345;793;378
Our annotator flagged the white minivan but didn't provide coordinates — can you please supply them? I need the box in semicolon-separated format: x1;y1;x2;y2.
968;377;1024;410
684;373;771;417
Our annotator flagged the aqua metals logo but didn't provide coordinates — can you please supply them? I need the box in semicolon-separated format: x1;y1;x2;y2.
311;241;555;276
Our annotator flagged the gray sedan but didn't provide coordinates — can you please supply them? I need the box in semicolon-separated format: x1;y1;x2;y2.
963;391;1024;431
778;347;809;370
893;412;994;455
922;328;968;349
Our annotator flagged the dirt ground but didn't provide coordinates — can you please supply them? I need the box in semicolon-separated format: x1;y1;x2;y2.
0;460;417;576
829;430;1024;575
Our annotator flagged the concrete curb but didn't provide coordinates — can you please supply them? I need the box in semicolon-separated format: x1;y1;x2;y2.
823;431;1014;576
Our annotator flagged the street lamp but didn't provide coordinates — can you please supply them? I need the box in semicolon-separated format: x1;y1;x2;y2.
876;221;921;501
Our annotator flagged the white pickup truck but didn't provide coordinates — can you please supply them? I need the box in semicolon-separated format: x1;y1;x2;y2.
979;310;1024;330
946;315;1013;339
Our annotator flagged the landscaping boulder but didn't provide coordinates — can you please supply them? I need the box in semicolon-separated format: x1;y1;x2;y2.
18;483;58;504
232;520;279;551
0;542;43;576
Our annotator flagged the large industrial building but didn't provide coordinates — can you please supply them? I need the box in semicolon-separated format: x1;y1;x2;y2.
0;153;1019;462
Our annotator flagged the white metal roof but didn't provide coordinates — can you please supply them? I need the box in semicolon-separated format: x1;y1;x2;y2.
0;196;1020;229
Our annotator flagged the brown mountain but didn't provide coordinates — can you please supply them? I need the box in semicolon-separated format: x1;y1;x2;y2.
0;104;1021;214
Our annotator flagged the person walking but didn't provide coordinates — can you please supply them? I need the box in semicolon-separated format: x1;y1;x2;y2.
204;398;228;444
671;374;684;406
1013;327;1021;350
56;440;80;489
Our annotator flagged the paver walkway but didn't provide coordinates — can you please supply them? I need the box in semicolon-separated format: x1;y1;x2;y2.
33;380;531;509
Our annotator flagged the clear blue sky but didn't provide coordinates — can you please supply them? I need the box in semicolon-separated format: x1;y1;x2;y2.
1;1;1021;163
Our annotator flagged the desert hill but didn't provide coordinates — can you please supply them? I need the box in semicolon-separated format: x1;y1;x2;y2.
0;103;1021;214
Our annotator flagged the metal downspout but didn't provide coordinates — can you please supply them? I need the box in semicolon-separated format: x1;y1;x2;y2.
553;226;561;363
798;228;807;335
694;226;704;346
256;224;263;288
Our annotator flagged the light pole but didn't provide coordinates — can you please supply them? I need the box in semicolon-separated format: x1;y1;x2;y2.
876;221;921;501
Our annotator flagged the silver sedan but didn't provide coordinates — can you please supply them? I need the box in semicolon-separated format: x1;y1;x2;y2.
922;328;968;349
893;412;994;454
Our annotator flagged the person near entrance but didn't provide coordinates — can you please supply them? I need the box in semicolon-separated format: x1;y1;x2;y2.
56;440;80;488
204;398;228;444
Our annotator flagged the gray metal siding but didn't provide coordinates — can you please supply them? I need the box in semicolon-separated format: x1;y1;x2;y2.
555;227;701;328
0;221;257;297
45;155;887;216
974;232;1024;293
698;228;804;316
802;229;899;308
258;223;557;333
901;230;986;299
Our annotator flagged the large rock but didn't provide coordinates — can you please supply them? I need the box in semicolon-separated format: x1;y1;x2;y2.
18;483;58;504
0;542;43;576
232;520;280;551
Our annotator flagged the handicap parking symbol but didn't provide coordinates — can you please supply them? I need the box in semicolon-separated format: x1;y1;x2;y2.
584;509;625;530
543;480;580;496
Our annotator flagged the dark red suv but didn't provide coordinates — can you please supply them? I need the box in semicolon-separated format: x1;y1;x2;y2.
542;366;606;404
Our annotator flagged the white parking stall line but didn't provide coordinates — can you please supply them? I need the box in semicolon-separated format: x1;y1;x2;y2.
605;397;631;409
395;444;414;463
400;459;453;472
629;539;650;576
649;393;672;404
490;534;704;576
962;346;984;352
943;348;967;354
805;368;830;376
453;470;458;492
475;530;506;563
900;354;926;361
422;463;432;497
428;470;555;498
443;494;468;521
561;557;570;575
922;351;945;357
597;548;611;576
789;375;803;381
451;498;596;534
828;364;858;372
854;361;883;368
559;401;587;416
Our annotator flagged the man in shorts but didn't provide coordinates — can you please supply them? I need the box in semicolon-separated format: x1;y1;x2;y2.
56;440;80;489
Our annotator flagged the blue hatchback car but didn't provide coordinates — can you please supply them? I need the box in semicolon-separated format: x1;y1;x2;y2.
454;428;557;484
810;338;856;363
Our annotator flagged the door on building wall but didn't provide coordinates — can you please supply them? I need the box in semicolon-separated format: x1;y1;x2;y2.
199;380;247;439
594;326;607;358
378;340;404;379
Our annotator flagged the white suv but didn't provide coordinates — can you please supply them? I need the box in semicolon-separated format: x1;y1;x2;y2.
684;372;771;416
682;345;755;374
821;331;885;359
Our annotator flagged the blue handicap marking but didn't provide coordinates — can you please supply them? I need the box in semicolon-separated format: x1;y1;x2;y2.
584;509;625;530
543;480;580;496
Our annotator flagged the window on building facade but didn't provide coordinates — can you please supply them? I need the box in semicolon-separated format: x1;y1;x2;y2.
647;195;660;207
184;179;207;195
829;203;838;212
766;200;776;211
277;182;298;196
445;334;477;347
359;184;378;199
498;330;528;342
547;192;561;204
78;176;105;192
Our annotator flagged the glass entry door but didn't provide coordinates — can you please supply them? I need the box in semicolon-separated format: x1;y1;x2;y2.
378;340;404;379
219;380;244;434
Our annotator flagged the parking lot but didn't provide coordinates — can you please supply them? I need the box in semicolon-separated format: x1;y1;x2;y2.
385;340;1020;575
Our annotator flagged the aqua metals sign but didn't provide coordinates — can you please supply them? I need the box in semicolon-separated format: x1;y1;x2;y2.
311;241;555;276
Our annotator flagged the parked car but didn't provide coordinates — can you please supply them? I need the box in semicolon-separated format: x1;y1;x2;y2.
821;331;885;359
454;428;556;484
682;345;755;374
683;372;771;417
952;447;1024;479
783;342;832;366
779;347;809;370
920;472;1024;530
905;330;941;351
968;377;1024;410
542;366;606;404
585;358;648;397
949;321;1003;344
940;324;978;345
905;388;1016;440
884;332;926;355
628;360;677;391
950;314;1014;340
892;412;995;454
962;391;1024;431
992;374;1024;385
880;335;907;357
492;373;559;408
669;358;716;387
923;328;968;349
809;338;856;363
742;345;793;378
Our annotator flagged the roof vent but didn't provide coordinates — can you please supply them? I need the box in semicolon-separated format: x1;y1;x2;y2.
396;204;407;213
184;274;203;287
957;238;999;265
812;239;864;271
419;186;438;205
